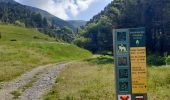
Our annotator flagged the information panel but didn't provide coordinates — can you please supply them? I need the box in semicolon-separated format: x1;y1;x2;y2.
129;28;147;99
113;29;131;100
130;47;147;93
113;28;147;100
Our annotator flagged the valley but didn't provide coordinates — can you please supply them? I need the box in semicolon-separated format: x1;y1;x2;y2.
0;0;170;100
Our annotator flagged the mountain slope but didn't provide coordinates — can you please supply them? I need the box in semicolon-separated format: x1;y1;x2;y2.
0;24;92;82
0;1;49;28
28;7;74;29
67;20;87;28
79;0;170;54
0;0;15;3
0;0;77;43
0;0;74;29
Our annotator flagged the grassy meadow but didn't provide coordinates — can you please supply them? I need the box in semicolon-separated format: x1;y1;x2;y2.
148;66;170;100
0;24;92;82
1;24;170;100
44;56;170;100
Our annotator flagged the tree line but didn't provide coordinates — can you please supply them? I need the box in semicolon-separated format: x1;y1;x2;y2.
0;2;75;43
75;0;170;55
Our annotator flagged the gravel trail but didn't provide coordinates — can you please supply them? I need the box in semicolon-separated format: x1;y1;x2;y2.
0;62;72;100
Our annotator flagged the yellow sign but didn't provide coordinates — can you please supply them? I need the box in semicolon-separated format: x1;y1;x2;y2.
130;47;147;93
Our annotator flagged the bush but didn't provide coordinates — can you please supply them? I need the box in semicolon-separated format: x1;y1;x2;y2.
10;39;17;41
166;56;170;65
73;37;90;48
10;91;21;99
33;36;40;39
15;20;25;27
147;54;166;66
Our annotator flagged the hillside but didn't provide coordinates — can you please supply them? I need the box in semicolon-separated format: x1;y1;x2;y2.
0;0;15;3
27;6;74;29
0;24;92;82
78;0;170;54
67;20;87;29
0;0;73;29
0;0;78;43
0;1;49;28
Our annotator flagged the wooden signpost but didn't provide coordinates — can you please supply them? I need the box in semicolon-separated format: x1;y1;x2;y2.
113;28;147;100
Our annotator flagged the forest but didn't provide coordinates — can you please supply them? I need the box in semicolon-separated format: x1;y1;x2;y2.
75;0;170;57
0;1;75;43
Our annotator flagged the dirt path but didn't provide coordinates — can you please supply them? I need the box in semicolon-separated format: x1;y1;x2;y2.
0;62;72;100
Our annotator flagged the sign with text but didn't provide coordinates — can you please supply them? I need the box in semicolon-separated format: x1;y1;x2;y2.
113;28;147;100
130;47;147;93
129;28;147;99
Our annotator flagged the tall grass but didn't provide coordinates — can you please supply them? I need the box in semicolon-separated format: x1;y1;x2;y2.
44;62;115;100
148;66;170;100
44;56;170;100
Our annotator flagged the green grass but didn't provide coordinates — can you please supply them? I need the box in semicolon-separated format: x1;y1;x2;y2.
44;56;170;100
0;24;92;82
0;24;53;42
44;56;115;100
10;90;21;99
148;66;170;100
85;55;113;65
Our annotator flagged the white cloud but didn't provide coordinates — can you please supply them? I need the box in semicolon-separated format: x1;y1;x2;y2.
14;0;97;20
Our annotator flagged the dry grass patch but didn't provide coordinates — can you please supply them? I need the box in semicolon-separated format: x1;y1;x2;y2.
44;57;170;100
44;61;115;100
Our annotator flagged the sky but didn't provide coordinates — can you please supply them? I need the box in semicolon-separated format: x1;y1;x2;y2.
14;0;112;21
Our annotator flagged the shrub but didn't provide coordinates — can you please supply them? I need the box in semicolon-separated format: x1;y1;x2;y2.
147;54;166;66
33;36;40;39
73;37;90;48
166;56;170;65
10;91;21;99
15;20;25;27
10;39;17;41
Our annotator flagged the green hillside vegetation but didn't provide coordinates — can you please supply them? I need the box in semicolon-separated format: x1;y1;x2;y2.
31;7;74;29
0;0;74;29
0;0;76;43
76;0;170;55
67;20;87;28
0;1;49;28
44;56;170;100
0;24;53;41
0;24;92;82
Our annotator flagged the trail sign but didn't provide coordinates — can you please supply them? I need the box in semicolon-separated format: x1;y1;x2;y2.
113;28;147;100
113;29;131;99
130;28;147;99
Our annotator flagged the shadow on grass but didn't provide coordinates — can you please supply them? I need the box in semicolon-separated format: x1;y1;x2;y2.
85;55;114;65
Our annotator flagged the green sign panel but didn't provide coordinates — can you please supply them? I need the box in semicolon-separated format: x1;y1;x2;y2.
130;28;145;47
113;29;131;100
113;28;147;100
